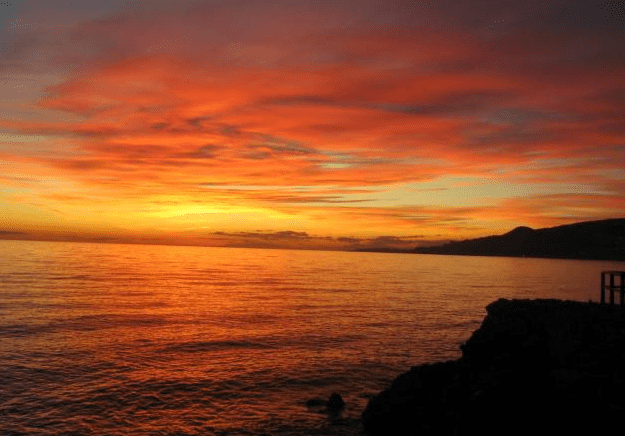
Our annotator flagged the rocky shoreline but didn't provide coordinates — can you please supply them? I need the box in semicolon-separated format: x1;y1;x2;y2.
362;299;625;435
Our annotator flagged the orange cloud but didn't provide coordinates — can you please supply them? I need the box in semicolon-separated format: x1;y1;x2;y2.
1;0;624;246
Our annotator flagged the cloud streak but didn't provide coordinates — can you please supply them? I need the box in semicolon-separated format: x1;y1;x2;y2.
1;0;624;247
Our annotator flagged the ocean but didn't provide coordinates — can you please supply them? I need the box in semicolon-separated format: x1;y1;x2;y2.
1;239;623;435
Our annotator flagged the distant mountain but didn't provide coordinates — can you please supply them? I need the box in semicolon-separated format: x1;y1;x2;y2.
413;219;625;261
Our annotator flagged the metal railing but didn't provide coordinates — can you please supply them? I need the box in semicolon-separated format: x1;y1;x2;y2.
601;271;625;305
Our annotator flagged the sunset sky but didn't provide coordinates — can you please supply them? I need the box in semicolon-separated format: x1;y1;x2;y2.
1;0;624;250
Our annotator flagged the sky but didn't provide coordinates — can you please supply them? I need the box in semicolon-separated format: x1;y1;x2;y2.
1;0;624;250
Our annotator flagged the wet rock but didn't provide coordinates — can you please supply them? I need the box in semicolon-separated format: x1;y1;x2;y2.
326;393;345;413
306;398;326;408
306;393;346;417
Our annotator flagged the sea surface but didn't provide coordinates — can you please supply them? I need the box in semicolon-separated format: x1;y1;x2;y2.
1;239;623;435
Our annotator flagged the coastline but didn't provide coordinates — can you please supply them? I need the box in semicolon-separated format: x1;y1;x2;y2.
362;298;625;435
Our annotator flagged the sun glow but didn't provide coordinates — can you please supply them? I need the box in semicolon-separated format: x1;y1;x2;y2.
1;0;624;249
156;203;294;221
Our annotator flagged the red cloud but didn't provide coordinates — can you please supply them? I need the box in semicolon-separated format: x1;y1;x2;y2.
1;0;623;242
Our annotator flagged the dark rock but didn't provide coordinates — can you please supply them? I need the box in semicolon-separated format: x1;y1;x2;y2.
327;393;345;413
363;299;625;436
306;398;326;408
362;360;464;436
306;394;346;417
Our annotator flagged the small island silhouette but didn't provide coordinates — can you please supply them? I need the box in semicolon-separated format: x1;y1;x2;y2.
412;218;625;261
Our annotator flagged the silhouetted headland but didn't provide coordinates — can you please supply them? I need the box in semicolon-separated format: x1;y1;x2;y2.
362;298;625;436
413;218;625;260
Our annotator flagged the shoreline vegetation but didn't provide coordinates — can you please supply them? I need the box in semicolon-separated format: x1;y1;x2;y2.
361;298;625;435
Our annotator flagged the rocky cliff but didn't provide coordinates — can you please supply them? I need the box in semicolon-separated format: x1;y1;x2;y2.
362;299;625;435
413;218;625;260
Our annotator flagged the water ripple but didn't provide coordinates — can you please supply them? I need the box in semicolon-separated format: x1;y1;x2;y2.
0;240;615;435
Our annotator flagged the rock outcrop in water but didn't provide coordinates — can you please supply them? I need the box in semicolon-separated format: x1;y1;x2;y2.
326;393;345;413
306;392;346;415
362;299;625;436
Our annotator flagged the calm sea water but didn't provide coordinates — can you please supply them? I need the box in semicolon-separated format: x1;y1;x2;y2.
1;240;623;435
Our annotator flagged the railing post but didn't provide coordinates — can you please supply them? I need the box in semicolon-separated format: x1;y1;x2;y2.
601;272;606;304
610;273;615;305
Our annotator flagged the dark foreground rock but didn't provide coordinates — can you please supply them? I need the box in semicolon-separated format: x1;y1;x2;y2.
362;299;625;436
